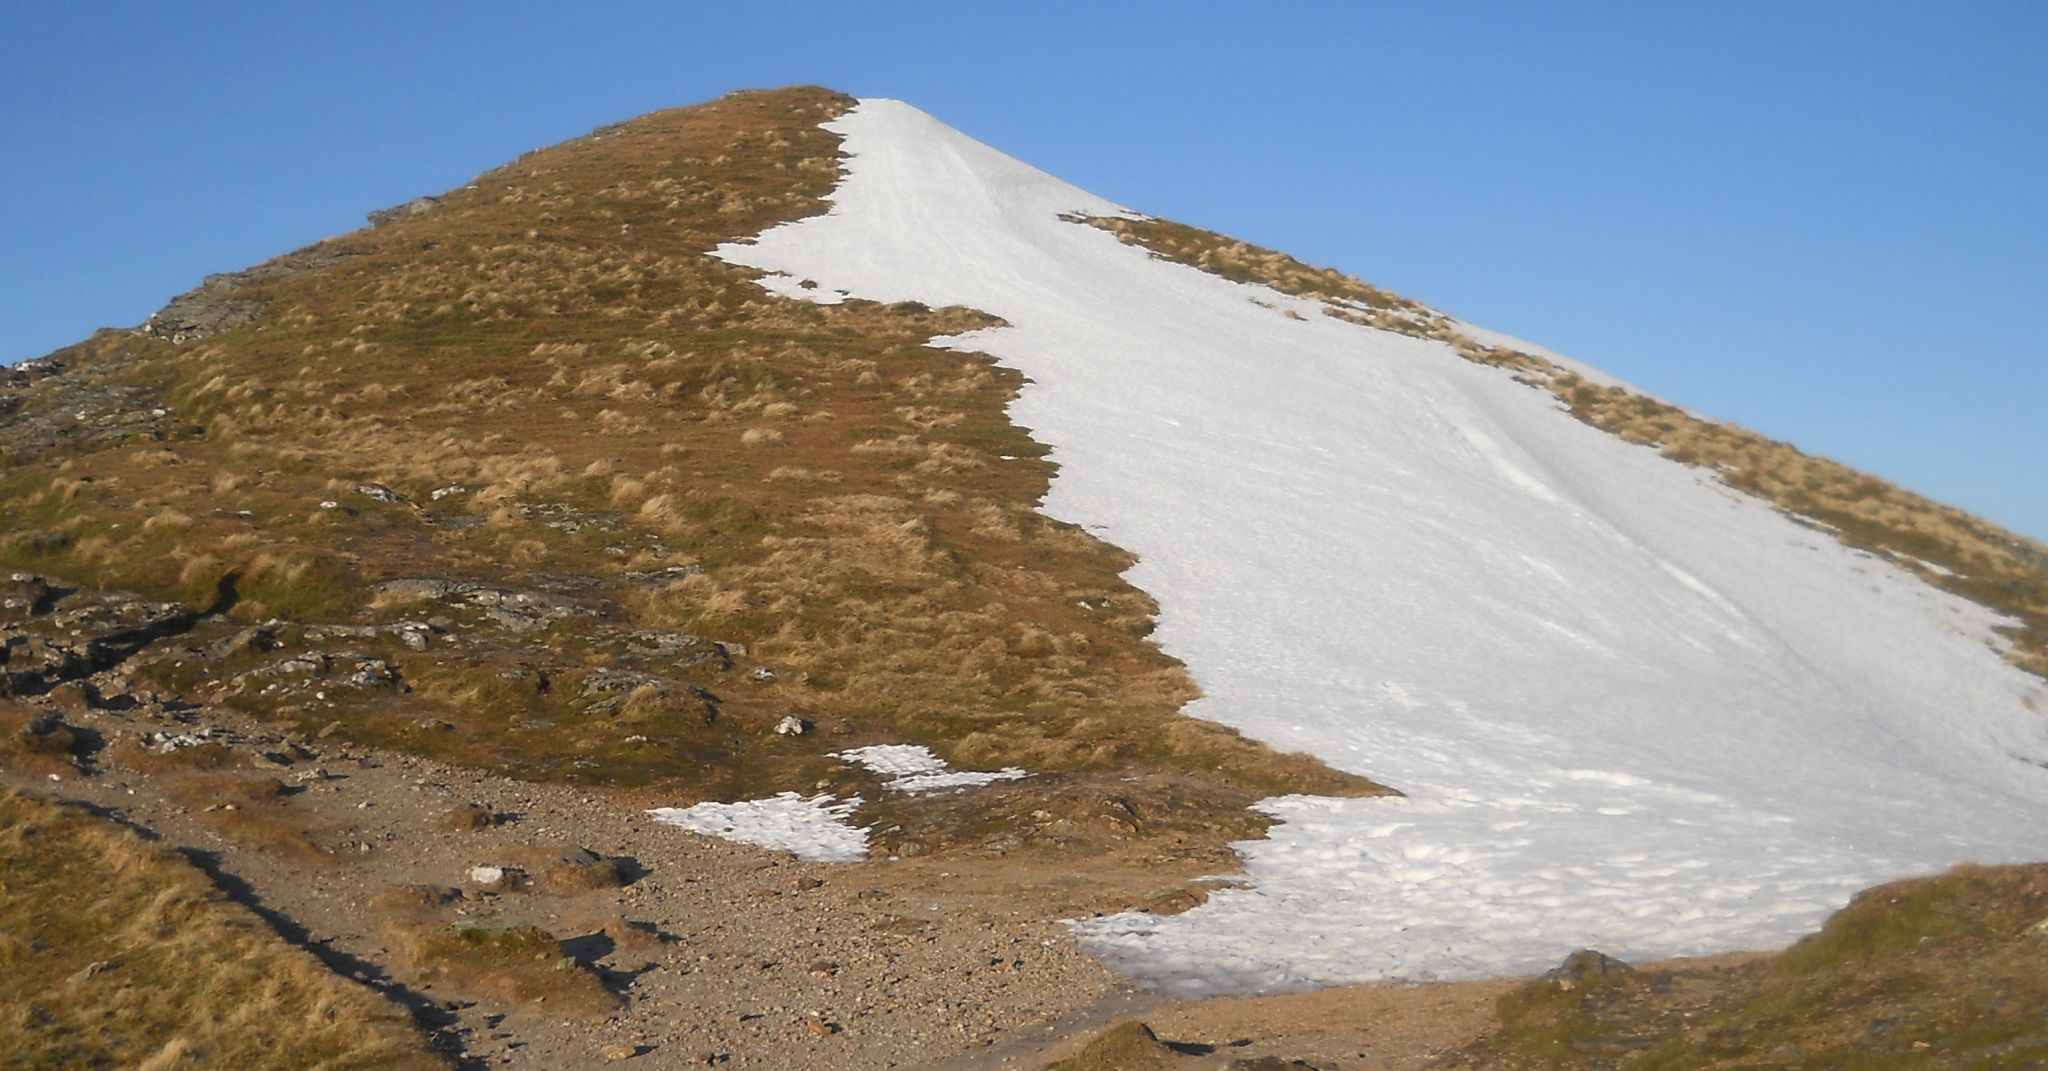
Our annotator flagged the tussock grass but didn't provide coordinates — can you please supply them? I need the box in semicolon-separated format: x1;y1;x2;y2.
0;789;444;1069
0;702;94;778
1043;1020;1182;1071
384;910;616;1014
1087;214;2048;679
0;86;1384;813
1459;864;2048;1070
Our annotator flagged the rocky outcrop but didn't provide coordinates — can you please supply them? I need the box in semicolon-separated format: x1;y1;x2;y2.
139;242;358;344
366;195;441;228
0;347;186;458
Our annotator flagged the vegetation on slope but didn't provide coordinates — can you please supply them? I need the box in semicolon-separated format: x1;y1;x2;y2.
1081;215;2048;680
1054;863;2048;1070
0;788;445;1070
1459;864;2048;1070
0;87;1378;842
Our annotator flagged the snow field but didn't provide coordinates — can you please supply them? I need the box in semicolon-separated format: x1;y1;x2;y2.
716;99;2048;993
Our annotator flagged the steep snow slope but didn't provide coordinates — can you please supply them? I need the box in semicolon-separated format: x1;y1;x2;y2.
718;100;2048;994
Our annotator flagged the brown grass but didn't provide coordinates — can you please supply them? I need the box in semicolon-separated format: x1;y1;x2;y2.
1084;214;2048;679
0;701;92;778
384;910;616;1014
0;86;1384;824
0;789;444;1069
103;737;340;864
1448;863;2048;1070
1043;1020;1184;1071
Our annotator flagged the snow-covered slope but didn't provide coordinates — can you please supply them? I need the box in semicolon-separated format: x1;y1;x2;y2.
718;100;2048;995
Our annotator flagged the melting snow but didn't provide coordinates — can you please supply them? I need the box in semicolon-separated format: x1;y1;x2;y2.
718;99;2048;994
647;793;867;863
837;744;1027;793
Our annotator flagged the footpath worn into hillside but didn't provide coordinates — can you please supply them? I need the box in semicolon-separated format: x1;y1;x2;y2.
0;567;1517;1070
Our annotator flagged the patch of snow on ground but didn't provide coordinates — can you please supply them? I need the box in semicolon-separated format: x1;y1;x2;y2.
647;793;867;863
718;99;2048;994
837;744;1027;792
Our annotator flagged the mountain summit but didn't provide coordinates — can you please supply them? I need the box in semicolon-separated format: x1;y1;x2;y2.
4;87;2047;1066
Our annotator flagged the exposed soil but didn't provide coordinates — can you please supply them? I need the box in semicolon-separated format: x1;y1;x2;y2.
4;692;1138;1069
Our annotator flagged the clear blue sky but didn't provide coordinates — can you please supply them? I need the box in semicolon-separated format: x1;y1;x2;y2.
4;2;2043;539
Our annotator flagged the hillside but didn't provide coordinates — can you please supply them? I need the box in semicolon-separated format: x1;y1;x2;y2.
4;86;2046;1069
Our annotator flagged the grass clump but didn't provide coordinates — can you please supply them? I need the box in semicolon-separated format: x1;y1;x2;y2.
0;789;444;1070
1043;1020;1184;1071
0;85;1387;831
1448;864;2048;1071
0;702;95;778
387;911;616;1014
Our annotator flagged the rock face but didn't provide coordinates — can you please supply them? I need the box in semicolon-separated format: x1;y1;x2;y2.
139;241;358;343
366;195;440;228
139;282;264;343
0;348;185;457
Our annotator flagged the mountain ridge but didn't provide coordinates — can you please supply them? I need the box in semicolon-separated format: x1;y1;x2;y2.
3;85;2046;1069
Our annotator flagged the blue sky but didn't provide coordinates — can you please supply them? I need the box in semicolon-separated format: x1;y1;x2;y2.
3;2;2043;538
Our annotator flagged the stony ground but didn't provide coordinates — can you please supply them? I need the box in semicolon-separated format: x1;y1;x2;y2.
14;589;2043;1071
3;697;1143;1069
0;564;1535;1071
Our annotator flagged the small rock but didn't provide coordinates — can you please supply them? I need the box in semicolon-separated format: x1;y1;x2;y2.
67;960;111;984
366;195;441;227
215;624;278;657
599;1042;639;1062
1542;948;1635;991
465;865;526;891
748;667;777;684
355;483;407;504
773;715;809;736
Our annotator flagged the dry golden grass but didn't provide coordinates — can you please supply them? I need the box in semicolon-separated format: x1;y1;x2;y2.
0;789;444;1070
0;701;91;779
102;738;341;865
1453;863;2048;1070
383;909;616;1014
0;86;1382;812
1087;214;2048;679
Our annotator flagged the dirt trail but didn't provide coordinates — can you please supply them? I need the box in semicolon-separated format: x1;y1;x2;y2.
7;693;1144;1069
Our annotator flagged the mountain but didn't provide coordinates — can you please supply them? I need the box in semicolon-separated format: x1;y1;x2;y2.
3;86;2046;1070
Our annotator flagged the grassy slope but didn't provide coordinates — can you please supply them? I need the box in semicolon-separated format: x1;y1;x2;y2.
0;788;445;1070
1083;215;2048;681
0;87;1377;822
1459;864;2048;1070
1051;864;2048;1071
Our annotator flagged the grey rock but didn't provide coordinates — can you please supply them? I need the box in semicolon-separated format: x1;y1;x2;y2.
355;483;408;505
366;195;441;228
1541;948;1636;990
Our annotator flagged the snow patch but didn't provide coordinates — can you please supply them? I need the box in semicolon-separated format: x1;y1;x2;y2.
836;744;1026;793
718;98;2048;992
647;793;867;863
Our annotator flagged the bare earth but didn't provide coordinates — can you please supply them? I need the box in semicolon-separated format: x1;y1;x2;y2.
2;686;1538;1070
